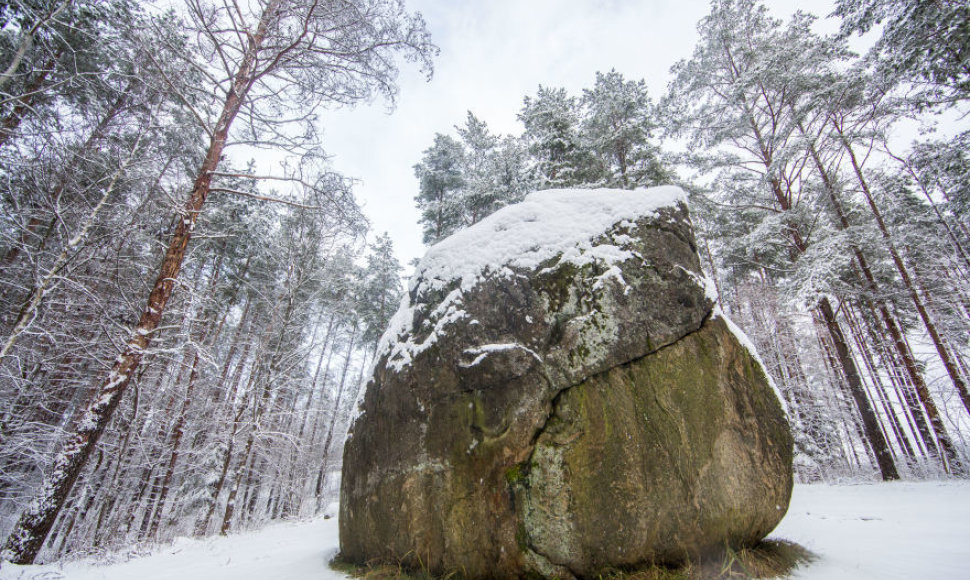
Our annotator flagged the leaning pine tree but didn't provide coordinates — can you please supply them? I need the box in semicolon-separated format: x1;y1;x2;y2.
1;0;434;564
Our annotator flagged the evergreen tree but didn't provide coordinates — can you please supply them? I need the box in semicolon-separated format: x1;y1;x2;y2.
0;0;140;149
834;0;970;107
518;85;597;187
1;0;434;563
455;112;502;224
903;135;970;268
580;69;669;188
815;64;970;427
359;233;404;346
665;0;902;480
412;72;676;246
490;135;535;206
414;133;465;244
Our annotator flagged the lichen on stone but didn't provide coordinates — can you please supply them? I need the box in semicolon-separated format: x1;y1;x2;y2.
339;187;792;579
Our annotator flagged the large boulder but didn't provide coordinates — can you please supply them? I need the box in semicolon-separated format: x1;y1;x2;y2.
339;187;792;578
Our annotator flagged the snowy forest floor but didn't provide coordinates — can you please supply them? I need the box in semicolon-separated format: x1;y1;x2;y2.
1;481;968;579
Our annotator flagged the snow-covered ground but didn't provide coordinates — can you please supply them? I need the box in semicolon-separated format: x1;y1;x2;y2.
2;482;968;579
0;509;347;580
776;481;970;579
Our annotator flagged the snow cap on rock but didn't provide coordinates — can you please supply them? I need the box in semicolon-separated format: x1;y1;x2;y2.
414;186;687;293
376;186;689;372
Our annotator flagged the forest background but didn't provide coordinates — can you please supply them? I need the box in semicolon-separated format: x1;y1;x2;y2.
0;0;967;567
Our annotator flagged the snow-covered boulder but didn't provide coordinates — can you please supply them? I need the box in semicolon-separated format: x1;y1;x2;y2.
339;187;792;578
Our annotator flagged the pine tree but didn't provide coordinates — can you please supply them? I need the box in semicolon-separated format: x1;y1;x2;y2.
0;0;140;149
665;0;901;480
455;112;504;225
359;233;404;347
580;69;669;188
0;0;434;563
519;85;598;187
898;135;970;279
817;71;970;424
490;135;534;206
414;133;466;244
835;0;970;108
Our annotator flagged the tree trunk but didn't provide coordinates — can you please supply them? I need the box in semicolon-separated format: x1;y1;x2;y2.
837;129;970;418
280;311;337;518
220;354;276;535
799;134;959;472
0;3;279;562
146;259;228;540
315;324;358;505
764;169;899;480
145;351;200;540
817;297;900;480
845;305;915;461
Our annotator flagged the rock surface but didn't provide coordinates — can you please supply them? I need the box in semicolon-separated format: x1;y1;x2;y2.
339;187;793;578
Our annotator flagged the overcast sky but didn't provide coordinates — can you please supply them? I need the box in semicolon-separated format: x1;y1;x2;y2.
319;0;838;268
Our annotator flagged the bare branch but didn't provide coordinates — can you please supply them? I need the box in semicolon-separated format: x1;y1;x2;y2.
208;187;323;210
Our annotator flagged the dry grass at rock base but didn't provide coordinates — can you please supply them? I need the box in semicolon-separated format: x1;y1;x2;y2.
330;539;815;580
603;540;816;579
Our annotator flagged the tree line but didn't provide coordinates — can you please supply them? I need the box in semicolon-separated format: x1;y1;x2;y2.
413;70;672;244
413;0;970;483
0;0;430;565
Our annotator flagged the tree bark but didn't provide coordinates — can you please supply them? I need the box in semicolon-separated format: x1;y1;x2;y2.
799;132;959;472
0;2;279;563
836;128;970;418
764;170;900;480
315;324;358;505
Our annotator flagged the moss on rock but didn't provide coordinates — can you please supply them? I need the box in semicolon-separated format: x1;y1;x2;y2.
339;190;792;579
523;317;793;577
